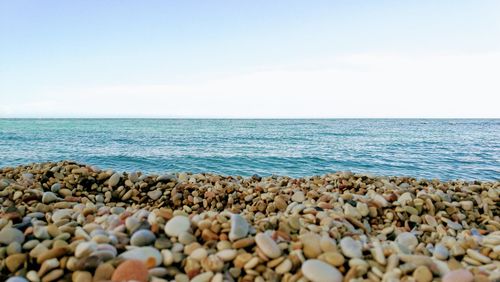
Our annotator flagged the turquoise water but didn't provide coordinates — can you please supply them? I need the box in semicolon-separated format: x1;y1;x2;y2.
0;119;498;180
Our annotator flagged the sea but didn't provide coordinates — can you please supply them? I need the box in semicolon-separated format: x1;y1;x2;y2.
0;119;498;181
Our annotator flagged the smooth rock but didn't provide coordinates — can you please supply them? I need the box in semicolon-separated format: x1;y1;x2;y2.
108;173;121;187
340;237;362;258
413;265;433;282
72;271;93;282
50;183;61;193
292;191;305;202
112;260;148;282
344;203;362;219
433;244;449;260
396;232;418;251
94;263;115;281
301;233;322;258
6;253;27;272
131;229;156;246
255;233;281;259
147;190;162;200
229;213;249;241
119;247;162;268
6;277;29;282
442;269;474;282
0;227;25;245
301;259;343;282
75;241;98;258
164;216;190;237
42;192;58;204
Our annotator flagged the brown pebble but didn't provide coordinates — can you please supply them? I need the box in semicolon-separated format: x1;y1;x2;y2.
232;237;255;249
5;253;27;272
93;263;115;281
36;247;68;264
111;260;149;282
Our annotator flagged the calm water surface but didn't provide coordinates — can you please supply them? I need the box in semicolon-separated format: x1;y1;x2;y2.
0;119;498;180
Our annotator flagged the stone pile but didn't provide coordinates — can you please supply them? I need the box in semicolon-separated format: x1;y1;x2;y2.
0;161;498;282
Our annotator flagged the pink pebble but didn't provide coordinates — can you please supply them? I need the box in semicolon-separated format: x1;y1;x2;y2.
442;269;474;282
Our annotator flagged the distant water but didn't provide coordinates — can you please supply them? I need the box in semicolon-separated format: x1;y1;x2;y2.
0;119;498;180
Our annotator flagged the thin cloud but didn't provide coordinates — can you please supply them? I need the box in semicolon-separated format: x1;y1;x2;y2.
2;52;499;118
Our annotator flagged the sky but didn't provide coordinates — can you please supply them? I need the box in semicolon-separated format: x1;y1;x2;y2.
1;0;499;118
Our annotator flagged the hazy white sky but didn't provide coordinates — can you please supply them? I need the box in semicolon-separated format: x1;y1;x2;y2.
1;1;499;118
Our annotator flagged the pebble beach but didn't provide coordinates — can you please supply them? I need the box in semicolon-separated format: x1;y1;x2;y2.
0;161;499;282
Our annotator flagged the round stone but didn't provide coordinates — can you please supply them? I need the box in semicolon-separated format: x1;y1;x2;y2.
111;260;148;282
442;269;474;282
164;216;191;237
413;265;433;282
42;192;58;204
130;229;156;246
255;233;281;259
433;244;449;260
0;227;25;245
147;190;162;200
301;259;343;282
292;191;305;202
339;237;362;258
50;183;61;193
396;232;418;251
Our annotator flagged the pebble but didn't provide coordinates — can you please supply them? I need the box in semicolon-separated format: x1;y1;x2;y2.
6;253;27;272
433;243;449;260
94;263;115;281
164;216;191;237
108;172;121;187
301;233;322;258
413;265;433;282
292;191;305;202
442;269;474;282
119;247;162;267
340;237;362;258
0;227;25;245
228;213;249;241
302;259;343;282
255;233;281;259
396;232;418;251
147;190;162;200
6;278;29;282
0;162;498;281
50;183;61;193
131;229;156;246
112;260;149;282
72;271;93;282
42;192;58;204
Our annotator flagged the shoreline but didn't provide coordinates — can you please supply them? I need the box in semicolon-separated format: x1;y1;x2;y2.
0;161;499;281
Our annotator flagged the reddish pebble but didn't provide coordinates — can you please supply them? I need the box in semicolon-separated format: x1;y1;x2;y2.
442;269;474;282
111;260;149;282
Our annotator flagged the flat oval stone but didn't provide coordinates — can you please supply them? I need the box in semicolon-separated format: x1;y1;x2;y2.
164;216;190;237
0;227;25;245
442;269;474;282
108;173;121;187
255;233;281;259
340;237;362;258
112;260;148;282
229;214;249;241
118;247;162;268
302;259;343;282
130;229;156;246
